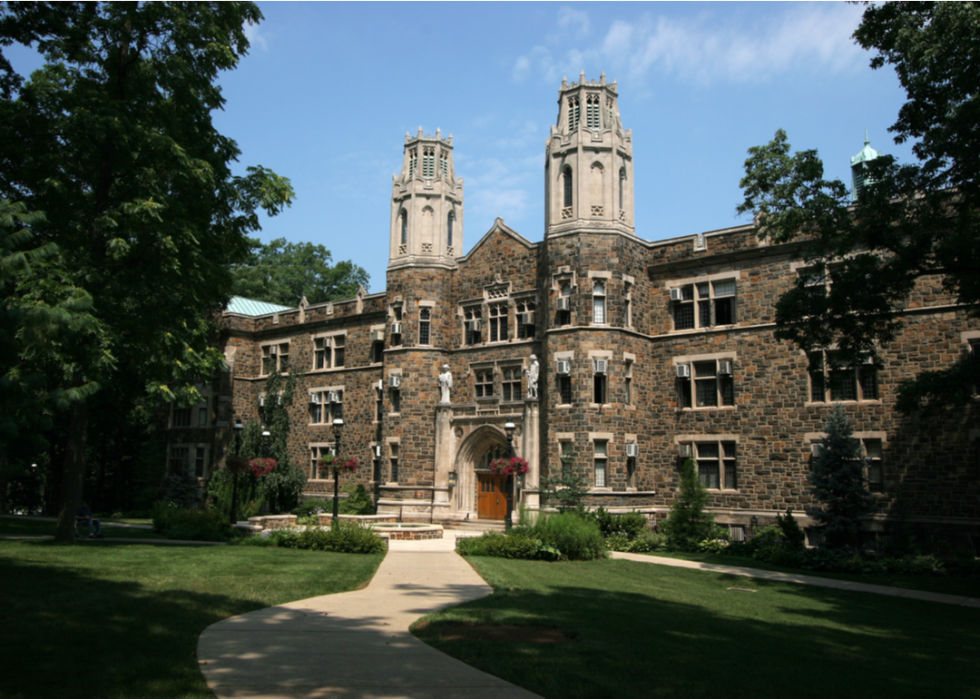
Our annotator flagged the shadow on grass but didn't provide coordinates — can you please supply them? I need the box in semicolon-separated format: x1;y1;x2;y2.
0;540;380;699
416;559;980;699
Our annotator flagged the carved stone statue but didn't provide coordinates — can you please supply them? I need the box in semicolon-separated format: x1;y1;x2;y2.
525;354;540;400
438;364;453;404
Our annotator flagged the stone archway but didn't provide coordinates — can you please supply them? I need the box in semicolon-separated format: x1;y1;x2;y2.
453;425;511;519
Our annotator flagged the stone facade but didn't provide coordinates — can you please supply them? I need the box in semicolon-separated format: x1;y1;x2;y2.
165;75;980;546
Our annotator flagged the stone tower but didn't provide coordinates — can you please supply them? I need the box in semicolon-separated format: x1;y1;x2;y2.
545;71;634;237
389;128;464;270
850;130;882;203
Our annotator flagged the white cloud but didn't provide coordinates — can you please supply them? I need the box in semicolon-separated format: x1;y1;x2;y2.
557;7;591;39
513;3;867;87
244;22;269;52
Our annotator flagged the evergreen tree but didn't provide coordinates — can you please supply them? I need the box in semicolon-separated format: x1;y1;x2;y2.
256;371;306;513
663;456;719;551
809;405;874;549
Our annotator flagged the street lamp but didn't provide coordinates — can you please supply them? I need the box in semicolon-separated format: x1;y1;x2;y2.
504;421;516;529
332;418;344;524
230;418;244;525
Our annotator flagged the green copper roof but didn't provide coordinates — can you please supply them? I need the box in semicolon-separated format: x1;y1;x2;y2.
226;296;293;316
851;130;880;166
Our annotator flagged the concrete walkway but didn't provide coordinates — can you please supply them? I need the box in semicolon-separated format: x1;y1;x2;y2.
610;551;980;607
197;532;543;699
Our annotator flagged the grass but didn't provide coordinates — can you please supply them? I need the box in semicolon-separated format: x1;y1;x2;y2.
0;516;167;540
0;538;383;699
647;550;980;598
413;557;980;699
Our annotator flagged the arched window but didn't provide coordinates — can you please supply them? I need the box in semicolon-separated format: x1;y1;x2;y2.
568;97;580;130
619;168;626;210
447;211;454;247
587;94;600;129
400;210;408;245
408;150;417;179
563;166;573;208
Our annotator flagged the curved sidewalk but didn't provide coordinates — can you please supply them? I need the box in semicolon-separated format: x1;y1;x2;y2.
197;532;543;699
610;551;980;607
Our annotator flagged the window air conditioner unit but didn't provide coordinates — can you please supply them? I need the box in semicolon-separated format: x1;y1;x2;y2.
556;360;571;375
326;391;340;404
370;330;385;342
466;319;481;332
520;312;534;325
861;353;875;365
718;360;733;376
258;396;265;407
309;393;320;405
626;443;640;458
390;322;403;335
556;297;571;311
388;375;401;389
593;359;608;375
669;288;684;302
678;444;693;458
675;364;691;379
267;345;278;355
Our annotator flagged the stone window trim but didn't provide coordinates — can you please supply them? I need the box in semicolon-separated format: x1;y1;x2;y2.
483;281;512;301
964;332;980;397
674;355;736;411
624;353;636;409
668;273;740;333
806;349;880;405
488;302;510;343
386;438;401;484
311;330;347;371
169;390;210;429
168;443;209;479
369;324;385;364
589;433;614;490
624;433;638;490
500;362;524;403
309;442;339;481
590;276;608;326
259;340;290;376
462;304;484;345
806;431;887;494
675;436;739;491
387;369;403;415
308;385;344;426
587;350;613;407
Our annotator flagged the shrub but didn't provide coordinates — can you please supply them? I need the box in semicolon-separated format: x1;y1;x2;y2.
776;509;806;552
292;499;328;517
339;483;375;515
605;534;632;552
457;532;545;559
270;521;386;554
627;531;668;553
590;507;648;540
527;512;606;561
662;457;718;551
151;502;230;542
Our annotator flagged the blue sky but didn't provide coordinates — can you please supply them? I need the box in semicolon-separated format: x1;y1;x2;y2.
9;2;915;294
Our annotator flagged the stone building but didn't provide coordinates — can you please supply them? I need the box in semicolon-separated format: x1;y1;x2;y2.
167;74;980;545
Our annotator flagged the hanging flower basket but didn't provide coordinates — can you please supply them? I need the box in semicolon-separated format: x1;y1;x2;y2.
248;458;277;478
489;457;529;476
319;455;358;475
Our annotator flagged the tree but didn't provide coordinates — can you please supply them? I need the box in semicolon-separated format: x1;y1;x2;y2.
540;454;590;512
809;405;874;549
737;2;980;412
231;237;370;307
0;3;294;540
662;456;722;551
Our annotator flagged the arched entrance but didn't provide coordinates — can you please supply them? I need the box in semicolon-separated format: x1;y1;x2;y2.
453;426;513;520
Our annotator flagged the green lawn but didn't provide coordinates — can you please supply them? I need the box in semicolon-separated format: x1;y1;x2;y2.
0;539;383;699
413;557;980;699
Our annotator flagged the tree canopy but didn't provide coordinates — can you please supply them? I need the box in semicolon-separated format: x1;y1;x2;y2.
0;2;294;539
231;237;370;307
737;2;980;413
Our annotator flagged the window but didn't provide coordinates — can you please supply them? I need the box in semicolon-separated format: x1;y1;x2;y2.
594;440;608;488
560;441;574;476
619;167;626;211
568;97;580;130
678;359;735;408
626;451;636;489
313;335;345;370
440;151;448;177
586;94;600;128
464;307;483;345
408;150;417;179
690;441;737;490
261;342;289;375
171;405;191;428
671;279;737;331
489;304;508;342
170;445;206;477
196;399;209;427
625;360;634;406
970;339;980;394
592;280;606;324
809;351;878;402
389;444;399;483
593;359;607;404
563;166;573;208
447;211;454;247
624;282;632;328
502;366;522;401
309;389;343;424
390;386;401;413
864;438;883;492
423;147;435;178
475;368;494;399
516;300;536;339
168;446;189;474
391;305;403;346
557;281;572;326
400;210;408;245
419;308;431;346
309;444;336;479
557;363;573;404
371;341;384;363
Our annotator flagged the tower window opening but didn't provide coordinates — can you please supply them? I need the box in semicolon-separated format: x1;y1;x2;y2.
400;210;408;246
606;97;615;127
409;150;417;179
568;97;580;130
447;211;454;247
587;94;600;129
440;151;448;176
619;168;626;211
419;308;431;346
563;167;573;208
423;147;435;178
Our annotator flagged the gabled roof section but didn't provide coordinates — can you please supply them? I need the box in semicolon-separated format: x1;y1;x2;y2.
458;217;537;264
225;296;294;316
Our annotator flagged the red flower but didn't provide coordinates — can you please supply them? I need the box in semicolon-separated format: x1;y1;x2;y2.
249;458;277;478
319;455;358;475
489;457;529;476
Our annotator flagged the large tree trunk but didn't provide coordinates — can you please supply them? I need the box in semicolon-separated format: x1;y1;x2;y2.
54;402;89;542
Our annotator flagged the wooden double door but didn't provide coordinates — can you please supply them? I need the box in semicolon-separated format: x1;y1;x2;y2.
477;474;509;520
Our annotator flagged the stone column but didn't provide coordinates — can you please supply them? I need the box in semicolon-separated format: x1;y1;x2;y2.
521;398;541;512
433;403;455;516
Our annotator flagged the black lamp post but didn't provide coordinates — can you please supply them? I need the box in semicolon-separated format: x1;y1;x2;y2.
332;418;344;524
504;421;516;529
230;418;244;525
